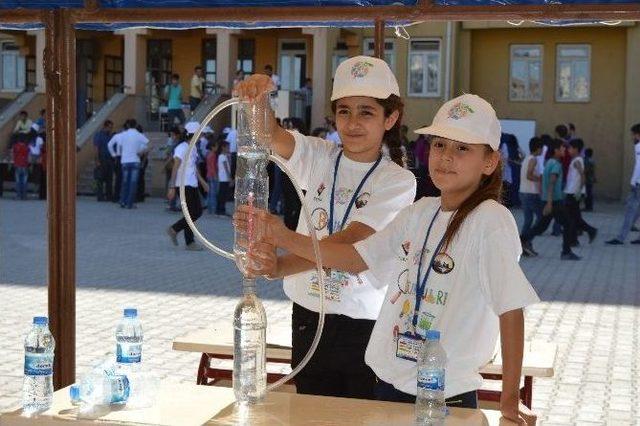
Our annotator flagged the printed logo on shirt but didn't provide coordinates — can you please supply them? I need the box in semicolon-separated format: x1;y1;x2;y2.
390;268;411;304
355;192;370;209
423;288;449;306
447;102;474;120
336;187;353;205
311;207;328;231
432;253;455;274
351;61;374;79
401;241;411;257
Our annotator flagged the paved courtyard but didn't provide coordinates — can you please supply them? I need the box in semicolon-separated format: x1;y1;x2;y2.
0;195;639;425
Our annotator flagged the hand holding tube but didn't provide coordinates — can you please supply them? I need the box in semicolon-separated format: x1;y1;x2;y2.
234;205;286;247
234;74;276;102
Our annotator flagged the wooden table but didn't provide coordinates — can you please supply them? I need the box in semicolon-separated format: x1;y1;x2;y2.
172;325;556;408
0;382;519;425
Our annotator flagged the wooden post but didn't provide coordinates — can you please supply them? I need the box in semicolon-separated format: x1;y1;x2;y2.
44;9;77;390
374;19;385;59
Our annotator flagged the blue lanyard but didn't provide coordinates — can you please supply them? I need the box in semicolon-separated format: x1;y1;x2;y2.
328;151;382;235
413;207;447;330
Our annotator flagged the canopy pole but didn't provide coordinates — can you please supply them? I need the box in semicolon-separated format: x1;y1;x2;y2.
374;18;385;59
44;8;77;390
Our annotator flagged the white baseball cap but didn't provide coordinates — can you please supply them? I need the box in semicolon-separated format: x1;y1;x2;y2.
184;121;200;134
415;94;502;151
331;55;400;102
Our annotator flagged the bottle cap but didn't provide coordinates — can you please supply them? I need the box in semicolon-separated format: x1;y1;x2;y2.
33;316;48;325
425;330;441;341
123;308;137;318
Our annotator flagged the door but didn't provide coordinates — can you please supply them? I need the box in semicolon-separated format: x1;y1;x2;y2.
278;40;307;91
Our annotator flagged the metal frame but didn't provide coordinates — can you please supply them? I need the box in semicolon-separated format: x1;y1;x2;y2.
1;0;639;390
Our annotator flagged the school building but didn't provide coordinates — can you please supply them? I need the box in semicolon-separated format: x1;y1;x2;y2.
0;21;638;198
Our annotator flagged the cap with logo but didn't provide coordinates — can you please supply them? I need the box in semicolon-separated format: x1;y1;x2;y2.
331;55;400;102
415;94;501;151
184;121;200;135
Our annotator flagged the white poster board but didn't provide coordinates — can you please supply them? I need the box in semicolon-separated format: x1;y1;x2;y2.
499;119;536;155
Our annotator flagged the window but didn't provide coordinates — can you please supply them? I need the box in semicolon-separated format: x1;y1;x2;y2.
408;39;441;97
0;42;26;92
25;55;36;92
104;55;124;99
332;41;348;76
363;38;396;72
237;39;255;75
147;39;173;89
509;45;543;102
202;39;217;85
556;44;590;102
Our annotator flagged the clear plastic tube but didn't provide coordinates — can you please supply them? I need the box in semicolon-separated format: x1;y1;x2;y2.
178;97;326;395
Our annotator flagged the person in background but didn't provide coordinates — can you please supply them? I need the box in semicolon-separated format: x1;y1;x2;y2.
165;74;185;126
34;109;46;134
109;121;127;203
93;120;114;202
136;124;149;203
521;139;579;260
216;141;232;216
190;65;206;112
13;110;32;136
311;127;327;139
500;135;514;207
583;148;596;212
326;120;341;146
606;123;640;245
12;134;30;200
164;127;184;212
563;139;597;246
28;124;44;201
206;139;219;215
519;137;543;246
233;69;245;87
264;64;280;90
112;119;149;209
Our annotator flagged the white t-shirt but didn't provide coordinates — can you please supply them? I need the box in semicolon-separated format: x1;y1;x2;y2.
564;156;584;195
631;142;640;186
225;129;238;153
537;145;547;176
500;144;512;184
118;129;149;164
30;137;44;157
354;197;539;398
519;154;540;195
280;131;416;320
218;153;231;182
173;142;198;188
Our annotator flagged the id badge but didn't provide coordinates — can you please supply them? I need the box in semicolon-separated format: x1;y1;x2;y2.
308;270;344;302
396;333;423;362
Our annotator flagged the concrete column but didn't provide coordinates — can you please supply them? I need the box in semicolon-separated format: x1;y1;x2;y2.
116;29;148;96
303;27;329;130
28;30;46;93
209;28;240;93
623;24;640;199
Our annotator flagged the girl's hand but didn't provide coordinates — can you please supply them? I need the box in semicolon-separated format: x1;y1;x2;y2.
233;74;275;101
500;396;537;425
246;240;278;278
233;205;286;247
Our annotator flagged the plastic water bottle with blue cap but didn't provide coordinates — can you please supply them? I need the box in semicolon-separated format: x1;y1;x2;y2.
416;329;447;425
22;316;55;414
115;308;143;373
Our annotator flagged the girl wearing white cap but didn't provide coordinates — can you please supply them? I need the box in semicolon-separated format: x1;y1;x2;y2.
236;94;539;423
234;56;416;399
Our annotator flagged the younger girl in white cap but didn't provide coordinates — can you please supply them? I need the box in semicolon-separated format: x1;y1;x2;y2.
236;94;539;423
234;56;416;399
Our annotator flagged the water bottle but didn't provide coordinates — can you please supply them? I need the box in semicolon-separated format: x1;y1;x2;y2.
115;308;143;372
233;279;267;403
416;330;447;425
70;372;130;406
22;316;55;414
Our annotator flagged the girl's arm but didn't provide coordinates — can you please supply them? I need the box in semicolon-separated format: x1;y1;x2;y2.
526;157;539;182
499;308;535;425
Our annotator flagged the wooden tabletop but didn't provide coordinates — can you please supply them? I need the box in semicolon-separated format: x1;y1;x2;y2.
0;382;518;426
172;325;556;378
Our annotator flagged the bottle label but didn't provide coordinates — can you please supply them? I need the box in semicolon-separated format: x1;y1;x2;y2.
417;368;445;391
116;343;142;363
109;375;131;404
24;353;53;376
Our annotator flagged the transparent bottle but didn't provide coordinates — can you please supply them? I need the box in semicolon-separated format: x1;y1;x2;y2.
416;330;447;425
22;316;55;414
115;308;143;374
233;95;272;276
233;278;267;403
